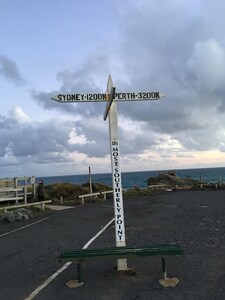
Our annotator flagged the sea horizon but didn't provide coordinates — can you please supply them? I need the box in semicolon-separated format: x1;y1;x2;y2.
36;166;225;189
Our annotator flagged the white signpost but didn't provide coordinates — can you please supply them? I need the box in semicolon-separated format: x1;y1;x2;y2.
105;76;128;271
51;75;165;271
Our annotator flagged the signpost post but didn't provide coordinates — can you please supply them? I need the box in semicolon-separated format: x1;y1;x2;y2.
105;76;127;270
51;75;165;271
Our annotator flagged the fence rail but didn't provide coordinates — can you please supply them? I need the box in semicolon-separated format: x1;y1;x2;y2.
148;184;167;190
78;189;127;204
0;200;52;211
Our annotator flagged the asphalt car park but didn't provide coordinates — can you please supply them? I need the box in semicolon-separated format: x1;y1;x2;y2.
1;190;225;300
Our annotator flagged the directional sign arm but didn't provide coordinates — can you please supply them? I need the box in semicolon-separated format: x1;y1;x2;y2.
51;96;61;102
51;92;165;103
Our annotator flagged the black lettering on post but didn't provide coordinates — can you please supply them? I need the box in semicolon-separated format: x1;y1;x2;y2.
58;94;62;101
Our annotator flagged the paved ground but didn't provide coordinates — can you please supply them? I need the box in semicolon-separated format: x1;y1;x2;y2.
0;190;225;300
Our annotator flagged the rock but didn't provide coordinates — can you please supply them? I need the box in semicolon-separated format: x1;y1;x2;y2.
147;170;199;189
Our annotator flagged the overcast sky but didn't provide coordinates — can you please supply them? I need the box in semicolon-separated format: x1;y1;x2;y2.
1;0;225;178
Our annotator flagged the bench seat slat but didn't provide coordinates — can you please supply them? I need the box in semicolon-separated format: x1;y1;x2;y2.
59;244;183;262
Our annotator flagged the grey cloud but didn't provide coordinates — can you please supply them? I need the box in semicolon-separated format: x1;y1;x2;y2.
0;112;78;166
30;0;225;159
31;56;109;118
186;39;225;91
0;55;23;83
31;90;77;115
72;118;109;157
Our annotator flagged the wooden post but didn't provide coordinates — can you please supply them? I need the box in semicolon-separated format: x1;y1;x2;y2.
218;174;222;188
60;196;63;204
31;176;36;197
23;186;27;204
14;177;18;204
89;166;93;194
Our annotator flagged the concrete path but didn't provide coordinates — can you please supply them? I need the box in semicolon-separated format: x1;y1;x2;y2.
45;204;75;210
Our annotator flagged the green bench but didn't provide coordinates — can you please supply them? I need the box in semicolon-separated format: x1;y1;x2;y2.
58;244;183;285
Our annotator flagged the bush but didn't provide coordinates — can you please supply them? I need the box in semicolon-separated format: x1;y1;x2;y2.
44;183;83;201
44;182;112;203
0;208;33;223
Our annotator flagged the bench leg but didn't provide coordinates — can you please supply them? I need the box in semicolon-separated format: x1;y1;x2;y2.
65;263;84;288
162;257;167;280
159;257;179;287
77;262;82;282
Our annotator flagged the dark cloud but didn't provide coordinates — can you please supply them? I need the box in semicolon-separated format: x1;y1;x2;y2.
0;55;24;83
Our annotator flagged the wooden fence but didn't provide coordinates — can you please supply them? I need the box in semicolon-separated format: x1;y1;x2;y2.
0;176;36;204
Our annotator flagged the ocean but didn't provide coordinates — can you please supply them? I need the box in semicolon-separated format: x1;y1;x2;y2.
38;167;225;189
